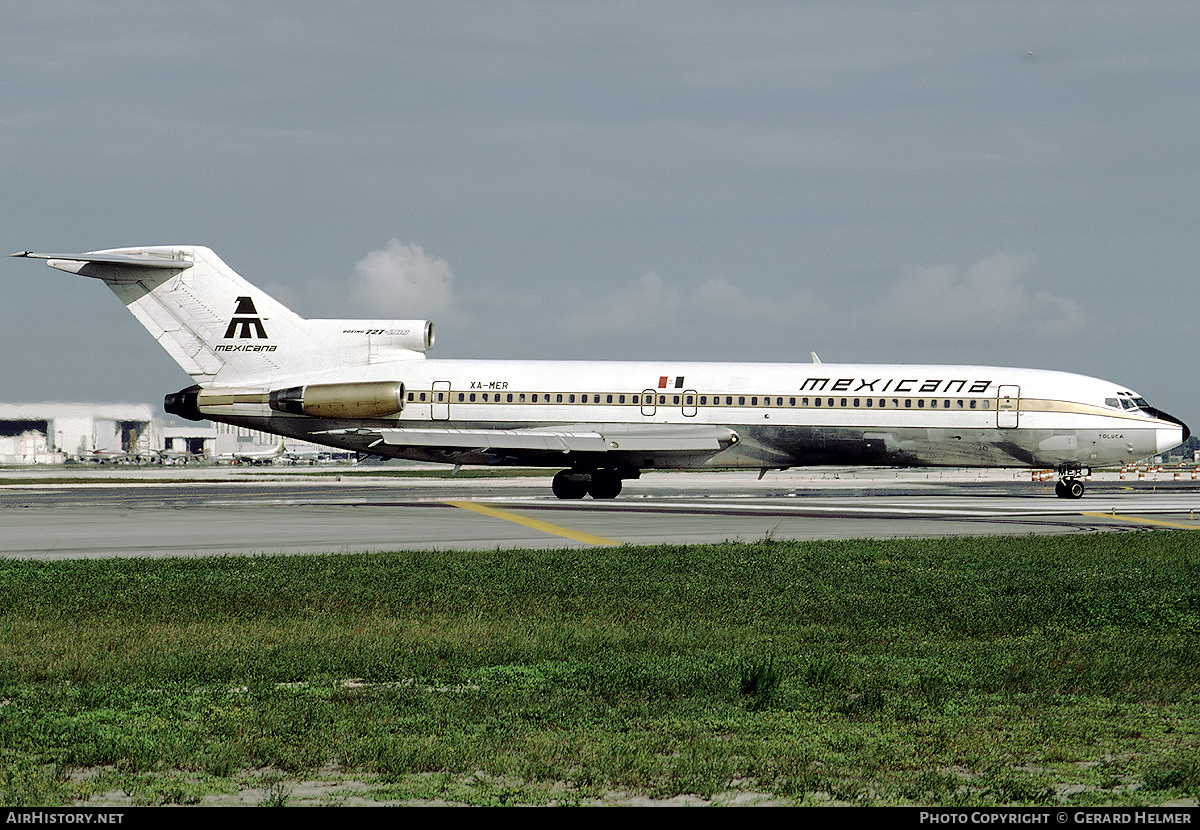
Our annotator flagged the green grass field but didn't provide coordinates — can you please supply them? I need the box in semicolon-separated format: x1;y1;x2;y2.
1;531;1198;805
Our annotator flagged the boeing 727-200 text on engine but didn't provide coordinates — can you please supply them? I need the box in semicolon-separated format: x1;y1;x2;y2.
13;246;1188;499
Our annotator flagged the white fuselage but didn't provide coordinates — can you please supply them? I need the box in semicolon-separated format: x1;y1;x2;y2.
202;359;1185;472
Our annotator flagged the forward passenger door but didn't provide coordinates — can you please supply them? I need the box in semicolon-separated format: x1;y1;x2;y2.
997;385;1019;429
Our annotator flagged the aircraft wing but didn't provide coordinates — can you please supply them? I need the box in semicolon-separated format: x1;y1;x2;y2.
357;423;740;456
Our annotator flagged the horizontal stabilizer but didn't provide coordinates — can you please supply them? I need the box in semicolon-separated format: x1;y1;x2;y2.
11;250;193;272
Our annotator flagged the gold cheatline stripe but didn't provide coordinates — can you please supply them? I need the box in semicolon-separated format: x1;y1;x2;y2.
419;391;1157;420
1081;512;1200;531
447;501;620;546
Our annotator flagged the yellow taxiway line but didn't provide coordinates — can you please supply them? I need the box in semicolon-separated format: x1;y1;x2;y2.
1081;512;1200;531
446;501;621;546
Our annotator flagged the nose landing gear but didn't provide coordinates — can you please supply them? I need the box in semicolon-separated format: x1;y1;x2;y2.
1054;473;1086;499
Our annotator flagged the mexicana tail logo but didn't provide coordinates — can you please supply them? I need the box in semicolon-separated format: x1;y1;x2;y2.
223;296;268;339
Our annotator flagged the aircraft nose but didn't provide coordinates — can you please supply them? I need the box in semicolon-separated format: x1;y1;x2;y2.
1157;426;1184;454
1144;407;1189;450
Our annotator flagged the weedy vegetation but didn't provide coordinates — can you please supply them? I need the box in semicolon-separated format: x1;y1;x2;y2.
0;531;1198;805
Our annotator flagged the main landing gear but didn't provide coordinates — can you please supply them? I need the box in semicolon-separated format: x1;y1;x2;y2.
551;468;632;500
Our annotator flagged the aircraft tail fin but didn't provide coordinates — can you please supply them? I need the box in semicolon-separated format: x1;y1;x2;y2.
13;246;434;385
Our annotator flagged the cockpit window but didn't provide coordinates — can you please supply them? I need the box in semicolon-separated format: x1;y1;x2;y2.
1114;395;1155;412
1105;398;1120;409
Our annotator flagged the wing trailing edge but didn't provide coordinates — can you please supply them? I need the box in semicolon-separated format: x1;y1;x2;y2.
348;423;739;455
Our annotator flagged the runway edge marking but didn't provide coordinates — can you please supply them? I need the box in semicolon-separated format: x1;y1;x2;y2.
1081;512;1200;531
446;501;621;546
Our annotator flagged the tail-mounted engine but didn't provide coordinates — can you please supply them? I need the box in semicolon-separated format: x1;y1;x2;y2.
307;319;435;363
268;381;406;419
166;381;406;421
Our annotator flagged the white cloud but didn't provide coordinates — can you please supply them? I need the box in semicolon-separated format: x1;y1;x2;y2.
556;272;684;338
547;271;834;342
342;244;1080;358
694;277;829;323
878;253;1084;338
352;240;458;320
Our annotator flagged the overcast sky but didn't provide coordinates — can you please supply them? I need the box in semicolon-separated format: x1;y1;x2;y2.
4;1;1198;427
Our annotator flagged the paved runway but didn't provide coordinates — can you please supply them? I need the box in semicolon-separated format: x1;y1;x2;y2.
3;467;1200;558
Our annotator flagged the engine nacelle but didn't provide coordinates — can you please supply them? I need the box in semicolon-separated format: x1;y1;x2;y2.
269;381;406;419
306;319;434;358
341;320;433;353
164;385;203;421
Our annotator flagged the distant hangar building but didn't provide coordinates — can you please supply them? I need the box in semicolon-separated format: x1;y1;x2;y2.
0;403;161;464
0;403;320;464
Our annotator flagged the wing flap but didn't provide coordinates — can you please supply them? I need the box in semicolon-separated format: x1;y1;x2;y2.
369;423;739;455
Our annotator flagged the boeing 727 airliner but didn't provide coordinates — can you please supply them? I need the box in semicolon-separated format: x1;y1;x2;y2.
13;246;1189;499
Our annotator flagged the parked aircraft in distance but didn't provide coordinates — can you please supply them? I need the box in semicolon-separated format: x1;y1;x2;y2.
216;441;285;466
283;446;322;465
80;448;131;464
13;246;1189;499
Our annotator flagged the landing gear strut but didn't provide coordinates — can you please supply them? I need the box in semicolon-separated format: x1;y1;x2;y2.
551;468;633;500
